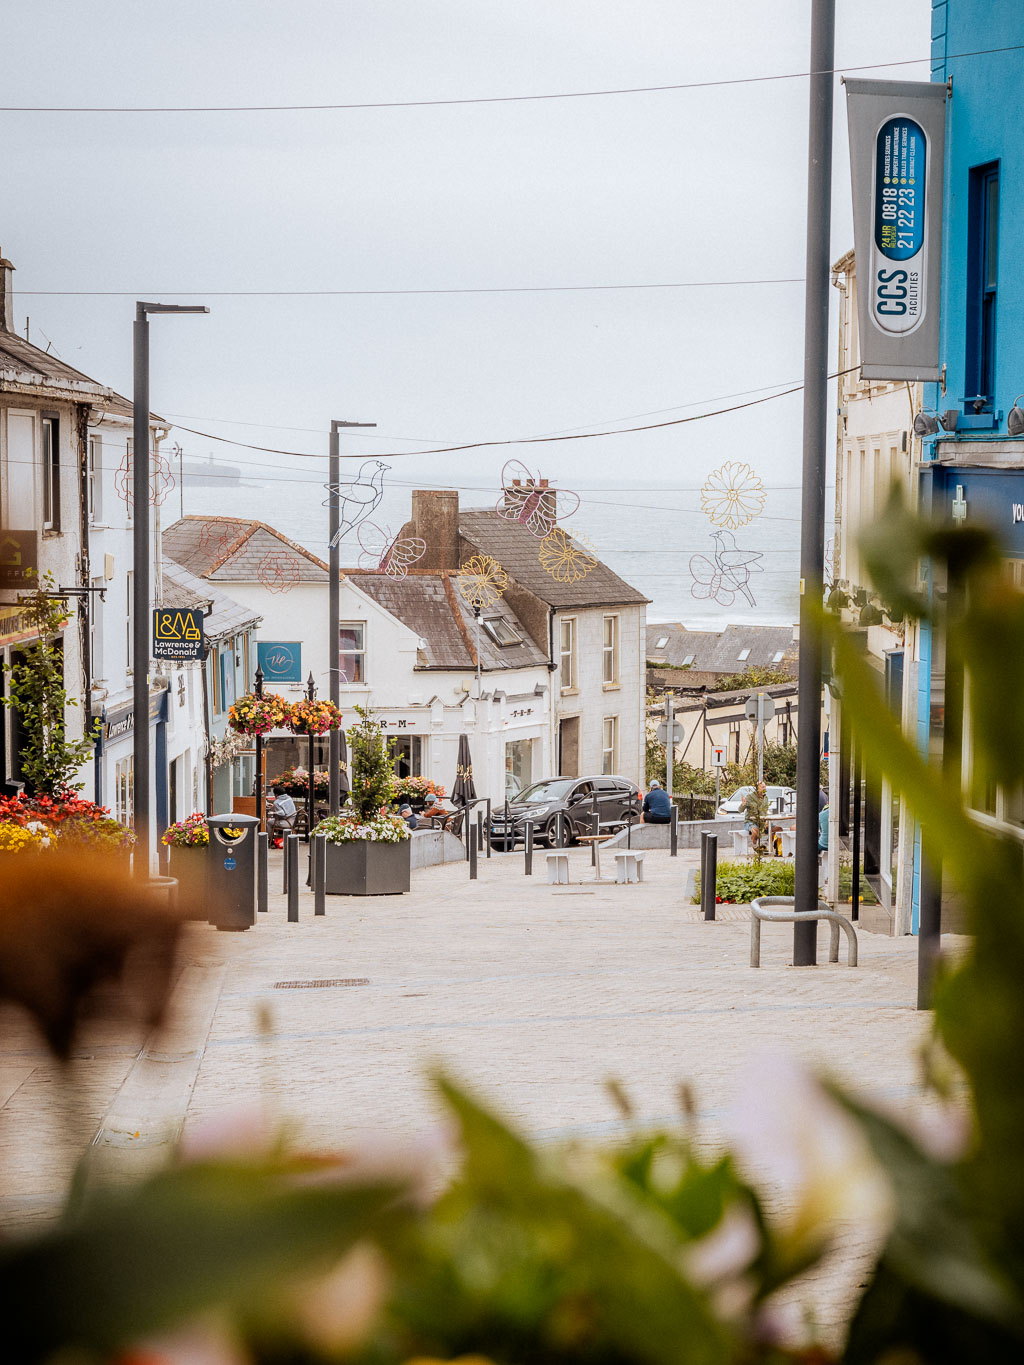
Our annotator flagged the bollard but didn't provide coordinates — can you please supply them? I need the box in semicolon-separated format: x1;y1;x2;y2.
590;806;600;866
469;823;478;879
287;835;300;922
464;800;471;861
556;809;564;849
700;830;708;908
257;832;268;913
524;820;533;875
485;799;492;858
476;808;484;860
314;833;327;916
670;805;678;857
503;799;511;854
702;833;718;921
627;809;633;849
282;833;289;895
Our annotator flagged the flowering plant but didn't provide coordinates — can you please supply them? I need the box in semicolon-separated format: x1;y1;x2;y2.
0;824;48;854
161;812;210;848
228;692;290;737
394;775;446;802
0;791;135;851
312;811;411;844
289;698;344;736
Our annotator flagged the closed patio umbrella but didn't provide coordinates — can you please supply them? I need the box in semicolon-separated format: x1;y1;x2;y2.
452;733;476;807
338;729;350;797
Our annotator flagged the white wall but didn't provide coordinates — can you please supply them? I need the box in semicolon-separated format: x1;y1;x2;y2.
553;603;646;785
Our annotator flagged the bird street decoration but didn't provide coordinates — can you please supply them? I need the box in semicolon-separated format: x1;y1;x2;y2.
690;530;763;609
322;460;390;548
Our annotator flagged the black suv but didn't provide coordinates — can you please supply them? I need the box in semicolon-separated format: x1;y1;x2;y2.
489;775;642;850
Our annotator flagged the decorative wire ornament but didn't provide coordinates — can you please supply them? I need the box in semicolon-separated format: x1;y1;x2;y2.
456;554;508;609
496;459;580;538
699;461;766;530
322;459;390;547
689;530;762;608
114;448;176;507
538;525;599;584
197;521;239;560
256;550;302;594
357;523;426;579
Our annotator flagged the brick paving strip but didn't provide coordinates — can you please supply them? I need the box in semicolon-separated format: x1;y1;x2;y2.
1;846;968;1341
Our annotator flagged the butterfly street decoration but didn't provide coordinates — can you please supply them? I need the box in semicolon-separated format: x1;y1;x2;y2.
357;523;426;579
690;530;763;609
497;460;580;538
456;554;508;611
322;459;390;549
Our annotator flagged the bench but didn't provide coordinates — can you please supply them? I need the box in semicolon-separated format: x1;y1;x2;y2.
546;851;570;885
613;851;645;884
731;829;750;858
750;896;858;968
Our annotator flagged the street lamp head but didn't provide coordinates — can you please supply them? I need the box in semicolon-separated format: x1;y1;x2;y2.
138;302;210;315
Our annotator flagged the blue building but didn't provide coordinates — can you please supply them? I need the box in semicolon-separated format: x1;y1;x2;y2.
915;1;1024;922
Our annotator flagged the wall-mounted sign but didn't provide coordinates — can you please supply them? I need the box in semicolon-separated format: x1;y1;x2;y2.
846;78;947;381
379;711;428;732
0;603;40;649
0;530;38;590
257;640;302;683
931;468;1024;556
102;689;167;743
153;607;204;661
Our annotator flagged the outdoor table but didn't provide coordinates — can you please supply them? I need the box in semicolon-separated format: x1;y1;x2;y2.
576;833;615;881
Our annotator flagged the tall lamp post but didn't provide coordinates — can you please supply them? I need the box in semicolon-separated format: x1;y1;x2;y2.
133;301;208;877
328;418;376;815
305;671;317;838
253;665;265;833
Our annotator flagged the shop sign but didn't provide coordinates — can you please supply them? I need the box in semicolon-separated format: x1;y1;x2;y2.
0;530;38;590
102;690;167;743
153;607;204;661
257;640;302;683
0;603;40;649
379;711;427;732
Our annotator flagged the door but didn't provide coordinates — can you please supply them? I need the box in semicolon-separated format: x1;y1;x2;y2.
558;716;579;776
169;758;179;825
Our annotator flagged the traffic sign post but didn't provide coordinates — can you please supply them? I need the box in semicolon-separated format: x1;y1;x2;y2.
711;743;726;811
745;692;776;783
656;695;685;802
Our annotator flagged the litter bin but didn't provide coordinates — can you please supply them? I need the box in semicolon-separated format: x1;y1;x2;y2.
207;813;258;931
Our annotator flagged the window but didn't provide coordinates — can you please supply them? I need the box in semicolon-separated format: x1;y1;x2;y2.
559;617;577;692
115;756;134;827
481;615;522;647
682;653;695;666
655;635;669;650
126;571;133;675
737;647;751;662
90;576;105;681
729;718;742;764
966;162;999;404
601;717;618;775
41;415;60;531
339;623;365;684
88;435;102;522
772;650;786;663
602;614;619;685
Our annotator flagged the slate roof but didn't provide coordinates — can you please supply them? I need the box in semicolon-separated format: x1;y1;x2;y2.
349;570;548;672
458;509;649;609
646;621;798;675
163;516;329;581
160;558;262;642
0;330;161;421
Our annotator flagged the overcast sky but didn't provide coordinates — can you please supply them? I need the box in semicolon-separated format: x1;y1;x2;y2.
4;0;931;513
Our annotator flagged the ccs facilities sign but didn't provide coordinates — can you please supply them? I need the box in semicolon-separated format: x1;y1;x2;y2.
846;78;947;381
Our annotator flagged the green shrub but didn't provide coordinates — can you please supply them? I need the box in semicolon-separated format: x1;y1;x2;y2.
692;857;795;904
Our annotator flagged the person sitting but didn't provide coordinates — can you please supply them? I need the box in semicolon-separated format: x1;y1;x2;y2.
420;795;455;828
267;786;297;847
641;779;672;824
399;802;419;830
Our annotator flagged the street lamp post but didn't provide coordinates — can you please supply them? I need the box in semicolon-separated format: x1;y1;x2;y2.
253;664;265;833
305;671;317;839
328;419;376;815
133;302;208;878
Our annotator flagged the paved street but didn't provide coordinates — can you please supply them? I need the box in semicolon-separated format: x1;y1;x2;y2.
1;845;966;1340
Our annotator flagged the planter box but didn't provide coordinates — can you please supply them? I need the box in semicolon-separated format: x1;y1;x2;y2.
169;844;209;919
324;838;411;896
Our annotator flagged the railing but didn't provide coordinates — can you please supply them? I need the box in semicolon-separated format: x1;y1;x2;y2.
749;896;858;968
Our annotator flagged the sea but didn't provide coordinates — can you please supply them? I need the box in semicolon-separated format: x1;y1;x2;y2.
178;466;829;630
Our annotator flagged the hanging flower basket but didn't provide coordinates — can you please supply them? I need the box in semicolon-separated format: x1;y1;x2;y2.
161;812;210;848
289;698;344;736
228;692;290;737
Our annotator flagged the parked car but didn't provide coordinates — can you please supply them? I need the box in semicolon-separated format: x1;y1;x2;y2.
715;784;796;819
505;770;523;803
490;775;642;850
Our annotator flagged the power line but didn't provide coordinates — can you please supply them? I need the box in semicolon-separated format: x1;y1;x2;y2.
1;45;1017;114
18;277;802;298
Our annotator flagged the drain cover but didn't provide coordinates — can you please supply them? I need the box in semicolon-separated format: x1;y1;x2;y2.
273;978;369;990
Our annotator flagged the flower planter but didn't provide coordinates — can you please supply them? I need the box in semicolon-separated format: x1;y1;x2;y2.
169;844;209;919
324;838;411;896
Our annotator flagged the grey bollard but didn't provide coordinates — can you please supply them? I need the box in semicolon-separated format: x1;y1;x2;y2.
469;823;478;880
282;832;289;894
702;833;718;921
626;809;633;850
485;799;492;858
524;820;533;875
464;801;471;861
257;831;268;913
556;809;564;849
287;835;300;922
314;833;327;916
590;807;599;866
670;805;678;857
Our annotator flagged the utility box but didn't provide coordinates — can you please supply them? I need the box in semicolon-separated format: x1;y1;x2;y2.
207;813;259;931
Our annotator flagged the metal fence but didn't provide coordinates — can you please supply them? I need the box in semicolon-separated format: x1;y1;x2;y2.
673;792;719;822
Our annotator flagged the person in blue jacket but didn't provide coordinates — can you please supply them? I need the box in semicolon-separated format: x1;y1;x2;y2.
642;779;672;824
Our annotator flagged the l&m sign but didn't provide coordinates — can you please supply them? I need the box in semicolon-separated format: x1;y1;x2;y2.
153;607;204;661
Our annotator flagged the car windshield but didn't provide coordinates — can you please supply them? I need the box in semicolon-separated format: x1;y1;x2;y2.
516;778;575;804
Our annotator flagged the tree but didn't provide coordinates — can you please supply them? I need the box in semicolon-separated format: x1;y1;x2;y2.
0;576;97;795
346;705;397;820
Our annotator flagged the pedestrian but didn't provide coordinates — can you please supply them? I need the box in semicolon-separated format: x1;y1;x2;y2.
818;785;828;812
641;779;672;824
399;802;419;830
267;785;296;848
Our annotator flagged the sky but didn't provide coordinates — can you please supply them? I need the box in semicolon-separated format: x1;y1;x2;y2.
3;0;933;606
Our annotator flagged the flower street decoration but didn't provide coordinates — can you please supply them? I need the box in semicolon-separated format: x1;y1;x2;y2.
0;791;135;852
357;522;427;579
209;728;246;770
161;812;209;848
312;811;411;843
322;459;390;548
538;525;599;584
456;554;508;610
228;691;290;737
197;521;238;561
114;448;176;508
256;550;302;594
288;698;344;736
700;461;766;530
496;459;580;538
690;529;763;608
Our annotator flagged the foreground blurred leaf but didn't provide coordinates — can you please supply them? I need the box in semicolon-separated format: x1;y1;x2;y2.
0;1158;404;1362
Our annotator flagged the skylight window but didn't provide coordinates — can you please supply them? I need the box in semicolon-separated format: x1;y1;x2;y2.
737;648;751;661
772;650;785;663
482;615;522;647
683;653;695;666
655;635;669;649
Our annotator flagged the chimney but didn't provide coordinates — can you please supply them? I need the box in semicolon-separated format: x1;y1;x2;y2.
502;476;550;512
409;489;460;571
0;250;14;335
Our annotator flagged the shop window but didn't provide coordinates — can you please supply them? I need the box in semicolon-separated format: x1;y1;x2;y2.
339;623;365;684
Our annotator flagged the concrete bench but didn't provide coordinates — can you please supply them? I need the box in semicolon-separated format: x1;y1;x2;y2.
780;828;796;858
613;851;645;884
750;896;858;968
546;851;570;885
731;829;750;858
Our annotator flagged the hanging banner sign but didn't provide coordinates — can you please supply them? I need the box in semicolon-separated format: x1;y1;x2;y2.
152;606;204;661
846;78;947;381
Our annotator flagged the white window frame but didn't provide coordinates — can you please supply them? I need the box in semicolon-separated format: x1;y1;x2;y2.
601;716;618;775
41;415;59;532
90;575;105;682
559;616;577;693
114;755;134;826
88;434;102;523
339;622;366;685
602;614;620;687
